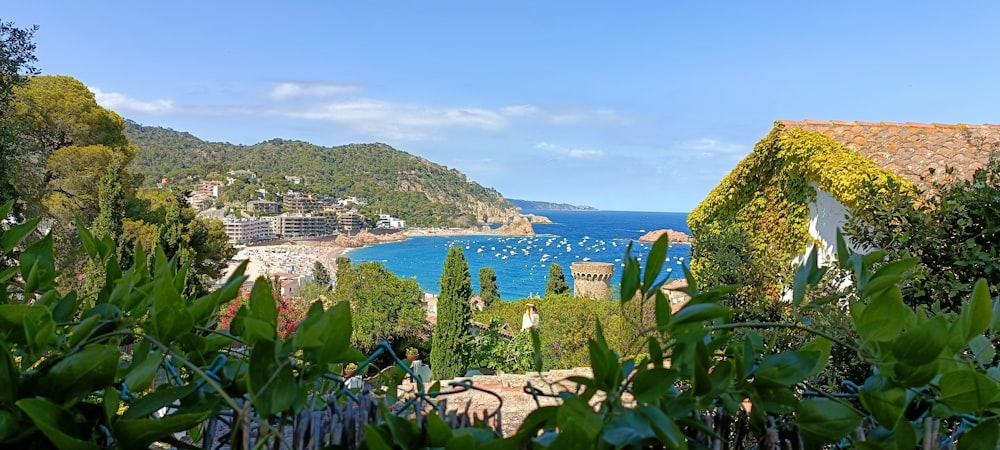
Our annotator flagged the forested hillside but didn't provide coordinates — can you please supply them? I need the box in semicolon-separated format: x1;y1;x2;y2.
125;121;518;227
507;199;598;211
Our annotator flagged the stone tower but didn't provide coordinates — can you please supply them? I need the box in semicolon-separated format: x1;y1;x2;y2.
570;262;614;300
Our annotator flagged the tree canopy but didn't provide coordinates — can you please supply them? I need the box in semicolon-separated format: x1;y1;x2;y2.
332;260;426;354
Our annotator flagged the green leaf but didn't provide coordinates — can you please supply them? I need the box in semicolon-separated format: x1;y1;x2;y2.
38;344;119;404
0;345;19;403
859;375;909;428
795;398;861;443
248;276;278;324
123;384;198;419
123;350;164;393
0;304;53;347
792;245;820;312
856;286;909;342
642;234;670;290
75;218;98;260
654;291;672;329
16;398;100;450
18;233;56;294
939;368;1000;414
753;350;820;388
859;257;917;296
891;315;947;366
148;264;194;342
602;410;655;447
115;408;215;450
1;217;40;253
620;243;641;303
970;334;997;366
632;367;677;404
961;278;993;344
799;338;832;380
670;303;731;327
958;418;999;450
248;339;297;417
530;327;543;373
836;229;851;270
637;405;687;449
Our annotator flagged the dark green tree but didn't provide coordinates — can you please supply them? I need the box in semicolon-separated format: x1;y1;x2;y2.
478;267;500;308
846;152;1000;311
312;260;332;288
81;156;128;303
332;261;425;354
545;263;569;296
431;246;472;380
0;21;37;218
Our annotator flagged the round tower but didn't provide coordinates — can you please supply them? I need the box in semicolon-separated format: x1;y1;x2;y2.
570;262;614;300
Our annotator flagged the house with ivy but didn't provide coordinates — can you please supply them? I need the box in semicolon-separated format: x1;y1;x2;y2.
688;120;1000;300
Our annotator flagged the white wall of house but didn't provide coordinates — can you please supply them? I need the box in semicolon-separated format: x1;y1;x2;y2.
793;185;852;267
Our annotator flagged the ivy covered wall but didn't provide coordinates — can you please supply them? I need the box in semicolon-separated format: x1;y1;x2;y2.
687;121;914;302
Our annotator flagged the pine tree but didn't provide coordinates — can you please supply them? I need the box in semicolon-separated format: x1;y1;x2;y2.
478;267;500;308
546;263;570;296
431;246;472;380
313;260;332;287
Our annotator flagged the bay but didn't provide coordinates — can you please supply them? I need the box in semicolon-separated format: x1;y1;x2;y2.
345;210;692;300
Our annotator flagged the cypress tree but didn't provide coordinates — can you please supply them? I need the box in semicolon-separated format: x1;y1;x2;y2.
545;263;570;296
478;267;500;308
431;246;472;380
313;260;332;287
82;156;127;303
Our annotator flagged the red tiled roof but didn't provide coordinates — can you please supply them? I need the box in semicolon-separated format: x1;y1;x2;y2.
779;120;1000;187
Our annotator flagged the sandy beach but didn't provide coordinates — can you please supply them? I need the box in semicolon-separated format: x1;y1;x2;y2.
223;227;499;284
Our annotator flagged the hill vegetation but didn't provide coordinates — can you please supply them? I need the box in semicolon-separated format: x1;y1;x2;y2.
124;121;519;227
507;198;598;211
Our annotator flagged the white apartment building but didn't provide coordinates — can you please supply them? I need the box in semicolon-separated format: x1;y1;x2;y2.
223;218;277;245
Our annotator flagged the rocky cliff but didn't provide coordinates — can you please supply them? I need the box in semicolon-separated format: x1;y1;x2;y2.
638;229;693;244
493;215;536;236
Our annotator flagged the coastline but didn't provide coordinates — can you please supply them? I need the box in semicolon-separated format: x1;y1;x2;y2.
224;226;501;284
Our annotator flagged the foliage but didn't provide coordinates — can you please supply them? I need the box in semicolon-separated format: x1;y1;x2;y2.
431;246;473;380
0;200;365;448
0;20;38;217
123;188;235;297
124;122;518;228
478;266;499;307
312;260;331;288
545;262;570;296
688;122;912;307
475;295;634;371
845;152;1000;312
218;291;309;338
467;318;533;373
332;260;426;354
6;199;1000;448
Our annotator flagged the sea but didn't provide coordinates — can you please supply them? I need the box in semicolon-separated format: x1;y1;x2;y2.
345;210;692;300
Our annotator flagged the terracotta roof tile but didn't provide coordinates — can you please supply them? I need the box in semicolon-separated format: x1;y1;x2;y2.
778;120;1000;187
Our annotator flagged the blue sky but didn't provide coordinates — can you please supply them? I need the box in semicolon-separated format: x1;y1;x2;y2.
7;2;1000;212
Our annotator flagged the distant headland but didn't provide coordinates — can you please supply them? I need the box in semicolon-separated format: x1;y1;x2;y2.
506;199;598;211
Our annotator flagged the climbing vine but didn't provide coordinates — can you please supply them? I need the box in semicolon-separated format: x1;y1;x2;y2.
688;121;914;305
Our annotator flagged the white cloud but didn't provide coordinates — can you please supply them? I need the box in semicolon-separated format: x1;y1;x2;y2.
284;99;508;140
89;87;174;114
676;138;746;158
500;104;540;116
268;81;362;100
535;141;605;159
503;104;630;126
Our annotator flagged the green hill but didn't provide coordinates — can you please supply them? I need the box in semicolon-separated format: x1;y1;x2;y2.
124;121;518;227
507;199;598;211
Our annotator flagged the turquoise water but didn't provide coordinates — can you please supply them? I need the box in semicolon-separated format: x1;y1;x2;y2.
345;210;691;300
